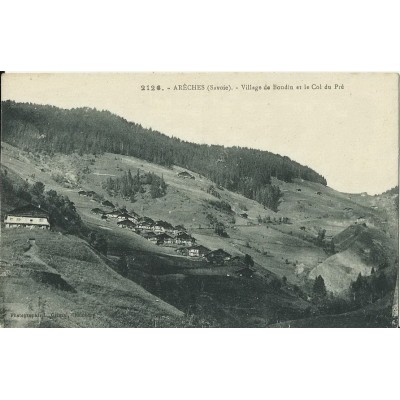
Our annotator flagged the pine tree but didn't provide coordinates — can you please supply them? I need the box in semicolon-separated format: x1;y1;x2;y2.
313;275;327;298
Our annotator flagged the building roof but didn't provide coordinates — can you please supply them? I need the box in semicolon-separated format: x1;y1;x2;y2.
188;245;210;253
156;233;173;240
117;220;136;226
138;221;154;227
140;216;154;223
118;213;135;219
176;232;192;239
7;204;49;218
143;231;157;238
178;171;193;177
174;224;186;231
102;200;115;207
154;220;174;229
106;210;120;215
207;249;231;258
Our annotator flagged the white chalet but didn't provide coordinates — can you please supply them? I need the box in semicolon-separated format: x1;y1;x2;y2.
4;204;50;230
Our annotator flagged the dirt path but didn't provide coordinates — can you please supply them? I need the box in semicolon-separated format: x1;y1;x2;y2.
24;244;60;275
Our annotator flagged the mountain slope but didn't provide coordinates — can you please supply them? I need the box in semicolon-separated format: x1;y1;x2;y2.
1;100;327;210
2;141;395;287
1;129;397;327
0;228;184;328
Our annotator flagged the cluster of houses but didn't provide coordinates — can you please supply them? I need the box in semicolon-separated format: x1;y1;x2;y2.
93;207;196;244
3;195;252;275
78;184;241;264
91;203;234;263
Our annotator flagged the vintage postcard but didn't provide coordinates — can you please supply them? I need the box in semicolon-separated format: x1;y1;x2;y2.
0;72;398;328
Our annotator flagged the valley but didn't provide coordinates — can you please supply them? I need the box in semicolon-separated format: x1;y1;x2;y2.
1;140;398;327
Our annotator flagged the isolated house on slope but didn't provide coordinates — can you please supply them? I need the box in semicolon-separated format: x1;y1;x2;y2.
355;216;366;224
4;204;50;230
177;171;195;179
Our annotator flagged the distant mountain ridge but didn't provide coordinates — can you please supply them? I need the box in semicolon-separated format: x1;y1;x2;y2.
1;100;327;209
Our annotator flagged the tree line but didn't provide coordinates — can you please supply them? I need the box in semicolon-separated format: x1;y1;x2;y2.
2;101;327;211
1;169;83;234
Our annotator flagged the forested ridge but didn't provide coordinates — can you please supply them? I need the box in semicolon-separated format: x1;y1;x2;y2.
1;101;327;209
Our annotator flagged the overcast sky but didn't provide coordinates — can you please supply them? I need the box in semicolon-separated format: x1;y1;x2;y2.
2;72;398;194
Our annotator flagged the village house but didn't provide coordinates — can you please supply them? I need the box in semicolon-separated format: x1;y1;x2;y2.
142;231;158;243
4;204;50;230
86;191;97;198
356;216;366;224
141;216;155;224
117;220;136;229
177;171;195;179
188;245;210;258
105;210;120;218
153;220;175;234
175;232;196;246
137;220;154;231
156;233;174;245
128;210;140;220
117;213;139;223
205;249;232;264
173;224;187;235
175;247;189;256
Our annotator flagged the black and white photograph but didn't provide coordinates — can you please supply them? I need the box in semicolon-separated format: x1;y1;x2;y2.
2;2;400;400
1;72;398;328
